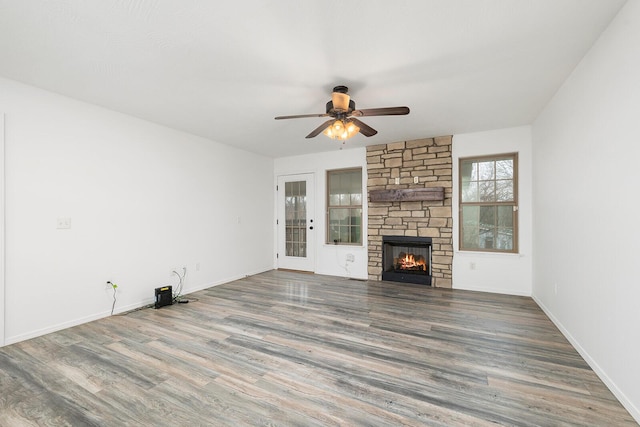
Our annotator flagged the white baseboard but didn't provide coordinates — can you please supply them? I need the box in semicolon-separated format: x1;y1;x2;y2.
4;268;274;347
453;283;531;297
5;310;111;345
533;296;640;424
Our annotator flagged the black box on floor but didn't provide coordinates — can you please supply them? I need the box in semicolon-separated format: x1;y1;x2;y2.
154;285;173;309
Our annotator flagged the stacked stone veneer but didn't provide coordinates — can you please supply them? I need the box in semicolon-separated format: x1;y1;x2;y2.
366;136;453;287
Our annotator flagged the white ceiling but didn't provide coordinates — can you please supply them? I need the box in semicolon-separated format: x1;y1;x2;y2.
0;0;627;158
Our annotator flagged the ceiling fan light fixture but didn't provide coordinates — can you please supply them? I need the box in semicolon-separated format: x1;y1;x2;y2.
346;120;360;136
323;119;360;141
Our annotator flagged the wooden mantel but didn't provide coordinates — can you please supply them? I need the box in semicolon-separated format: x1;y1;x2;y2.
369;187;445;202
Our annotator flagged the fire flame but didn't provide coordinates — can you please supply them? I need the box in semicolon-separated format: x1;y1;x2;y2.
400;253;426;269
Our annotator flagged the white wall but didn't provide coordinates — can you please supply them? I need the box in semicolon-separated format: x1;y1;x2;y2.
274;148;368;280
532;0;640;421
452;126;533;296
0;77;274;344
0;113;4;346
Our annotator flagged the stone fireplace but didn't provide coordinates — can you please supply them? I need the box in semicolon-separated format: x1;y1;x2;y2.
366;136;453;287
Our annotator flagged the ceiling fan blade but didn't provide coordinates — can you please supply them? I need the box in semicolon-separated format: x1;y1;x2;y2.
305;119;334;138
351;118;378;137
351;106;410;117
275;113;329;120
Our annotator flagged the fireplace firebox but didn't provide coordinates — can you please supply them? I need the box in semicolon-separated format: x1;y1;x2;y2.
382;236;432;285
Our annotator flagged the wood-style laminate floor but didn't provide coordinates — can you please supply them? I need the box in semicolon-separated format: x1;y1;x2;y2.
0;270;636;426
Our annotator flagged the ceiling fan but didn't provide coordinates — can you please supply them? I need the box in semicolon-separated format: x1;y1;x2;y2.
274;85;410;141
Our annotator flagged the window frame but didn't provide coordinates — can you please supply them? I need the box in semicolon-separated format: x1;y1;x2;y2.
326;167;363;246
458;153;519;253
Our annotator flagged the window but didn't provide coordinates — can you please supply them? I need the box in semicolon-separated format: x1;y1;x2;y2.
327;168;362;245
459;153;518;252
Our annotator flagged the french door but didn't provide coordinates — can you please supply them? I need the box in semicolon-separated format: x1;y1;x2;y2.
277;174;315;272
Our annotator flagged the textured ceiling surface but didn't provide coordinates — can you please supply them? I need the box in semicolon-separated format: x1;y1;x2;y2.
0;0;627;157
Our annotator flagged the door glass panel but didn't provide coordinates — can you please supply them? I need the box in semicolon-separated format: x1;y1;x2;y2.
285;181;307;257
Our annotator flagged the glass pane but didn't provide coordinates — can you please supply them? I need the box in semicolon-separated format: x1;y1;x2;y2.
351;208;362;244
340;227;350;243
496;206;513;250
328;169;362;207
350;208;362;225
329;208;349;222
351;225;361;244
350;193;362;205
479;206;496;249
478;161;494;180
285;180;307;258
328;208;362;244
462;203;515;250
495;159;513;179
462;225;480;249
478;181;495;202
497;205;513;227
461;206;479;249
461;160;476;181
496;229;513;250
328;227;339;243
329;208;346;243
328;172;341;196
461;181;478;202
495;179;514;202
462;205;479;225
479;206;496;226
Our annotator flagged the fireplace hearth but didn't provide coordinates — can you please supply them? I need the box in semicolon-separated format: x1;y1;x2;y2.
382;236;432;285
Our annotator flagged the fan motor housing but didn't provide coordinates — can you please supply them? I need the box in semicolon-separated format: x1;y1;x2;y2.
326;100;356;114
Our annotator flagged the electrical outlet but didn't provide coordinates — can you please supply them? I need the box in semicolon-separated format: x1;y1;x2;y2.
56;217;71;229
346;253;355;262
394;177;400;185
413;176;419;184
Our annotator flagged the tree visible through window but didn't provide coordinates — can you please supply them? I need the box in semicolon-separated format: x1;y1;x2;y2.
460;153;518;252
327;168;362;245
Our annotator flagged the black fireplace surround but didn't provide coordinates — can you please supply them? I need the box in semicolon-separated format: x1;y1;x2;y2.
382;235;432;285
